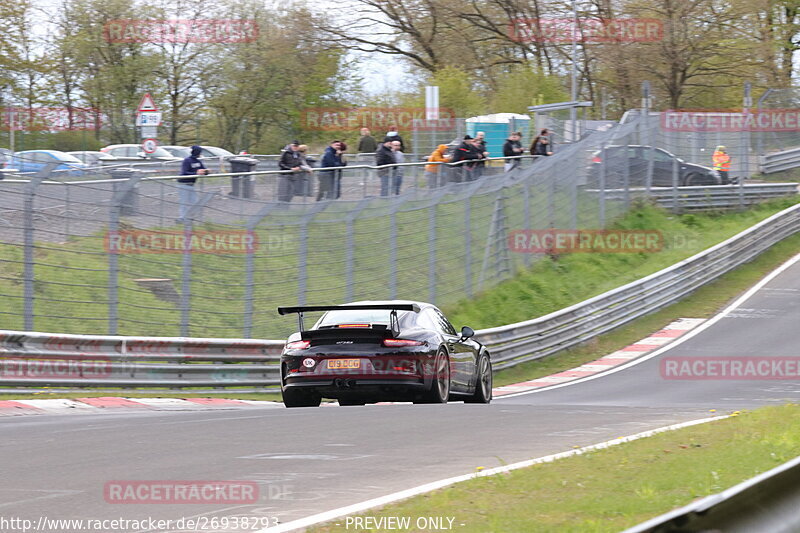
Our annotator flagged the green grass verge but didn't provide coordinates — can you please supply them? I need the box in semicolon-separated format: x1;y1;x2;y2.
309;404;800;533
0;391;282;401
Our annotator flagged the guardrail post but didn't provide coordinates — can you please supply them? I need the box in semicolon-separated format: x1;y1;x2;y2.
22;176;45;330
107;172;143;335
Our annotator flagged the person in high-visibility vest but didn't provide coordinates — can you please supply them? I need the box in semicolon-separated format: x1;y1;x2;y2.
712;145;731;183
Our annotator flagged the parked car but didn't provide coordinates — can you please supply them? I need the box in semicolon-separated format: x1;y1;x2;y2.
66;151;118;166
277;301;492;407
160;145;191;158
8;150;90;176
589;145;723;187
100;144;182;163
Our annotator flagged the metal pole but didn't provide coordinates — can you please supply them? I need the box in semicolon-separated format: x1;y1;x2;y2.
523;182;531;267
741;82;752;209
464;194;472;298
428;203;436;303
389;208;397;299
180;220;192;336
243;232;255;338
298;216;310;306
570;0;578;141
345;219;355;302
643;81;654;193
22;177;44;330
599;141;606;227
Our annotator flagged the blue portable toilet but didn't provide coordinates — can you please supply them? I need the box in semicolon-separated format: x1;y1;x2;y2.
465;113;532;157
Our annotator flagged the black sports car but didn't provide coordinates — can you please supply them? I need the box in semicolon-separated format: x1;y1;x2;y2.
276;301;492;407
588;145;724;187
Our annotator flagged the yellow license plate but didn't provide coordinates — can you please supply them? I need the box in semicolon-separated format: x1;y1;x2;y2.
327;359;361;369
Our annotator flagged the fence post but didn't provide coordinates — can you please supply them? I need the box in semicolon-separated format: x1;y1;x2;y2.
180;219;193;337
345;197;373;303
22;176;45;331
523;182;532;266
107;172;143;335
428;202;437;303
389;205;398;299
672;155;680;212
243;203;282;338
599;139;607;227
464;193;472;298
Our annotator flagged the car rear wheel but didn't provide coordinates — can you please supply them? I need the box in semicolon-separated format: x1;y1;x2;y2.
282;388;322;408
465;354;492;404
684;172;717;186
421;350;450;404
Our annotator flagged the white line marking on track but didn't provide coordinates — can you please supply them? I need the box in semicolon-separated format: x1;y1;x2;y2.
256;415;730;533
497;252;800;399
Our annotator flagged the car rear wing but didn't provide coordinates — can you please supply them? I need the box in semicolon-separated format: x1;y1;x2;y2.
277;303;421;333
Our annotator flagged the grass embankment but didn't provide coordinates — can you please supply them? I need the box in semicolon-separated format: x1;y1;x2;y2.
309;404;800;533
440;197;800;387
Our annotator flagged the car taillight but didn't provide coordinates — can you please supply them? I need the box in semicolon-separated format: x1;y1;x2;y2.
383;339;424;347
286;340;310;350
592;156;602;163
337;324;370;328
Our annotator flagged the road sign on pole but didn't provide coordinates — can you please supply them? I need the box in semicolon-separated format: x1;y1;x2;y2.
137;94;159;113
142;138;159;154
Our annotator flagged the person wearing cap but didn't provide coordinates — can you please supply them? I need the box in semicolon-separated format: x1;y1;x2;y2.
278;140;303;202
317;140;345;201
375;139;396;196
712;145;731;184
450;135;485;182
176;145;209;222
473;131;489;178
384;125;405;152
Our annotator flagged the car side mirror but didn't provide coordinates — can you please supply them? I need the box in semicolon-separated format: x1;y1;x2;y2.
460;326;475;340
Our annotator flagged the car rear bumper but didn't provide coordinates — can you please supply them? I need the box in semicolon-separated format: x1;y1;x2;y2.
284;377;426;398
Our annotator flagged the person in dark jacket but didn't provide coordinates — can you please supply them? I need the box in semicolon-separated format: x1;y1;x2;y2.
278;141;303;202
357;128;378;153
502;132;524;172
384;125;405;152
375;140;396;196
473;131;488;178
450;136;485;182
317;140;345;201
177;145;209;222
530;128;554;156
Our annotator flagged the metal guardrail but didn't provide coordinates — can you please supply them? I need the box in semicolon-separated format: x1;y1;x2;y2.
760;146;800;174
1;201;798;390
598;183;799;212
623;454;800;532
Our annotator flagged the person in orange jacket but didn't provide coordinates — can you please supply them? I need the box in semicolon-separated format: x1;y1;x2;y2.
712;145;731;184
425;144;451;188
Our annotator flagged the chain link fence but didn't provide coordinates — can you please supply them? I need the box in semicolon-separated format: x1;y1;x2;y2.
0;112;793;340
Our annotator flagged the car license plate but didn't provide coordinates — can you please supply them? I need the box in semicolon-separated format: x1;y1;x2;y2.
327;359;360;369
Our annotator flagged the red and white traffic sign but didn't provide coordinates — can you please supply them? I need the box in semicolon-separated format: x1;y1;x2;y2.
142;138;159;154
137;93;159;112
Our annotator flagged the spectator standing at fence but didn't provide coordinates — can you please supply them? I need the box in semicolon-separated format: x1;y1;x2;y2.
384;125;405;152
450;135;484;182
296;144;314;196
530;129;554;156
317;140;345;201
425;144;451;188
503;132;524;172
712;145;731;184
376;139;395;196
335;141;348;199
177;145;209;222
473;131;489;178
390;140;405;195
357;128;377;153
278;140;303;202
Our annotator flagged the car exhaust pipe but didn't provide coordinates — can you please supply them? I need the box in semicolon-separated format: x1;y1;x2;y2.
335;378;346;388
346;379;356;388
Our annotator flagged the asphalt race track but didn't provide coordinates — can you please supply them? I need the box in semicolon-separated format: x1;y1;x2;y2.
2;255;798;532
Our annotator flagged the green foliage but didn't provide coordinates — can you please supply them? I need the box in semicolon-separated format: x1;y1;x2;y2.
490;67;569;114
429;66;486;117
